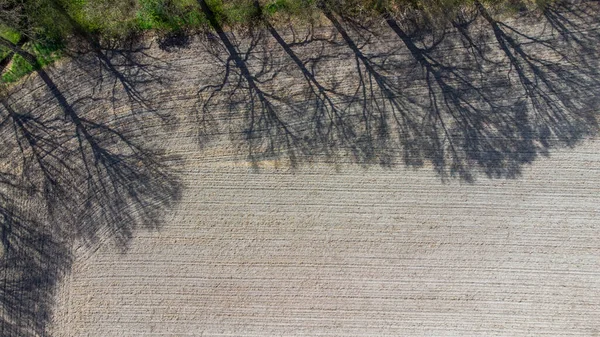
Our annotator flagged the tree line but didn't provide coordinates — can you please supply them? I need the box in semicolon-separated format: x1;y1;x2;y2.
0;0;555;82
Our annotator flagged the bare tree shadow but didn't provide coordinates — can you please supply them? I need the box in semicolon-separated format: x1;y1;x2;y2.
0;39;181;336
43;2;174;120
318;1;599;180
69;39;174;122
196;0;307;168
0;186;70;337
192;0;599;179
381;10;534;181
542;0;600;53
253;1;375;165
475;0;599;151
317;6;410;167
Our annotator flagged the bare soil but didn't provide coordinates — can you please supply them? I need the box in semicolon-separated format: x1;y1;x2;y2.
51;142;600;336
2;2;600;336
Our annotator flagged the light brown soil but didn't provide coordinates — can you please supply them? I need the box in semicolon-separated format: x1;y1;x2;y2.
51;141;600;336
2;2;600;336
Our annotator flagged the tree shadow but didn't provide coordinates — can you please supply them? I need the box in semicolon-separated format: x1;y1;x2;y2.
318;1;599;180
474;0;599;154
68;40;174;123
253;1;373;165
196;0;307;168
0;39;181;336
317;6;411;167
320;6;517;179
381;10;532;181
542;0;600;54
44;1;173;120
193;1;599;179
90;44;171;117
0;187;71;337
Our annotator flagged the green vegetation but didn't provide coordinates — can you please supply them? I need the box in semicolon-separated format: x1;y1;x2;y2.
0;0;556;84
136;0;205;31
1;39;63;83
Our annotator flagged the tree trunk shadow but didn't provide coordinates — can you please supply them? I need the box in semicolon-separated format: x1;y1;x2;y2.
196;0;305;168
0;37;181;337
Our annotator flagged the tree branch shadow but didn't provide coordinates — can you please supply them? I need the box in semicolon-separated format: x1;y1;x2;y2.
193;0;599;179
475;0;599;151
196;0;306;168
0;39;181;336
542;0;600;54
319;1;599;180
254;1;368;164
319;6;427;168
0;186;70;337
383;10;530;181
48;2;174;122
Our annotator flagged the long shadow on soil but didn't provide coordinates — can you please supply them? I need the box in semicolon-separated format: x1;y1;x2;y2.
1;1;598;335
53;2;173;119
197;0;310;167
0;41;181;337
255;0;360;162
326;2;599;180
195;0;599;179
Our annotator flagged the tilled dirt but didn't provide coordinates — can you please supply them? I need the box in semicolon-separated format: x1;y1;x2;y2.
51;143;600;336
2;2;600;336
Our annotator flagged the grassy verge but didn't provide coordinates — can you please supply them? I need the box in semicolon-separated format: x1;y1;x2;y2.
1;41;63;83
0;0;555;84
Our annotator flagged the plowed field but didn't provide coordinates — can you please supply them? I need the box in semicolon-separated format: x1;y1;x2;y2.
2;2;600;336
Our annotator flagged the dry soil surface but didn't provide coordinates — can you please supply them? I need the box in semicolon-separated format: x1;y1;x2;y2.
51;142;600;336
2;2;600;336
